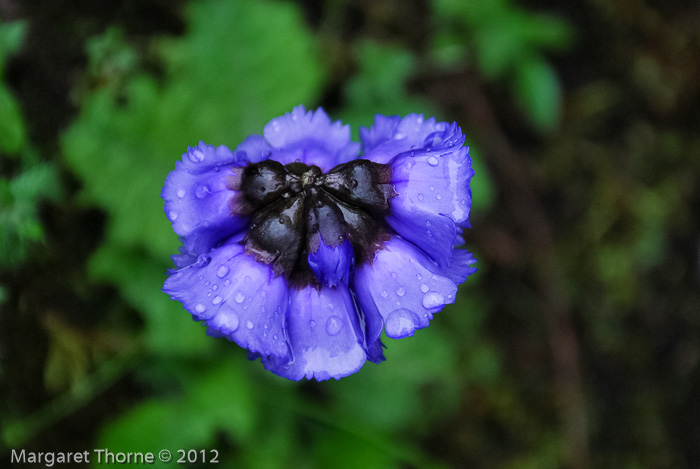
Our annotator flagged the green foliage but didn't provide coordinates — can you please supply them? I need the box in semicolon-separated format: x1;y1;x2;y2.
0;22;60;268
62;0;325;261
0;21;26;154
340;41;436;139
99;355;256;452
433;0;572;132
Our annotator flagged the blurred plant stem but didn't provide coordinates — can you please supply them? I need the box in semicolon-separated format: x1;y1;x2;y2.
424;69;590;469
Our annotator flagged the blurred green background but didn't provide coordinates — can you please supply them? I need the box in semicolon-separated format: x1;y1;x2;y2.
1;0;699;467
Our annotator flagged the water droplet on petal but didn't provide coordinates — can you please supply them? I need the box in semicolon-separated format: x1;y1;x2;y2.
221;310;239;332
436;194;442;200
176;188;186;198
395;286;406;297
246;320;254;329
417;193;424;201
326;315;343;335
385;309;420;337
188;149;205;163
224;279;231;287
168;211;178;221
212;295;222;305
309;320;316;327
194;304;206;314
217;265;230;278
212;284;218;291
235;292;245;303
422;292;445;309
381;290;389;298
427;156;439;166
197;255;211;266
420;283;430;293
390;272;397;279
195;184;211;199
426;220;431;226
430;185;435;191
416;274;422;280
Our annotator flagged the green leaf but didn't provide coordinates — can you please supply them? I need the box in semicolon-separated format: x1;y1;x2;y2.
513;57;563;132
88;243;211;356
0;20;26;76
62;0;325;260
98;356;256;452
341;41;435;139
0;86;26;153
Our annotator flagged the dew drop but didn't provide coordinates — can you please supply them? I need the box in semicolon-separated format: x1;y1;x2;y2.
246;320;254;329
188;149;205;163
420;283;430;293
235;292;245;304
309;320;316;327
212;295;222;305
385;309;420;338
194;304;206;314
195;184;211;199
426;220;431;226
168;211;178;221
430;185;435;191
427;156;439;166
326;315;343;336
212;284;218;291
394;132;406;140
436;194;442;200
390;272;397;279
221;311;239;332
395;286;406;297
260;290;267;298
380;290;389;298
217;265;230;278
422;292;446;309
224;279;231;287
416;273;422;280
176;188;186;198
417;193;424;201
197;255;211;266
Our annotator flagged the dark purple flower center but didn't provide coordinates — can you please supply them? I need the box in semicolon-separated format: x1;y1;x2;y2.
229;159;396;287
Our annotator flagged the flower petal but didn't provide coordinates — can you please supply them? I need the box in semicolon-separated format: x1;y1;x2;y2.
163;239;290;357
360;114;457;164
261;105;360;171
162;143;250;256
385;144;473;267
390;145;473;225
354;237;475;339
308;238;353;287
262;285;367;381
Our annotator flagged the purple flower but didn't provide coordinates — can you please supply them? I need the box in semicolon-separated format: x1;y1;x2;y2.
162;106;476;381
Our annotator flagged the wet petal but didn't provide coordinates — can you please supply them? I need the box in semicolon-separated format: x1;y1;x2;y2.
261;106;360;171
163;239;290;357
361;114;457;164
390;145;473;225
162;143;251;256
354;237;474;339
262;285;366;381
308;238;353;287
